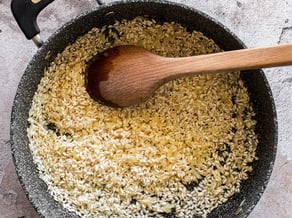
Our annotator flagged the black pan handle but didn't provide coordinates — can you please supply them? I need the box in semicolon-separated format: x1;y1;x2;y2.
11;0;103;48
11;0;55;47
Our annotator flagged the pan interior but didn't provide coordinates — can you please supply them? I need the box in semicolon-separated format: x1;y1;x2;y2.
11;1;277;218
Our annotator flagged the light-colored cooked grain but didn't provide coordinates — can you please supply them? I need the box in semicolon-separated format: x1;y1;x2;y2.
28;17;258;218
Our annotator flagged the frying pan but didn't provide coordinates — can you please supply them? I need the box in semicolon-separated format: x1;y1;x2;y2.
10;0;277;217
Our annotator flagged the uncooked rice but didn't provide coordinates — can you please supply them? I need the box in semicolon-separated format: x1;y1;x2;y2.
28;17;258;218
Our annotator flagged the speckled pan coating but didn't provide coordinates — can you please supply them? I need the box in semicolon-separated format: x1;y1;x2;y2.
10;1;277;217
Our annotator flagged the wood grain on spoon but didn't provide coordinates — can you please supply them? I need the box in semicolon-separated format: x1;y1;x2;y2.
86;44;292;107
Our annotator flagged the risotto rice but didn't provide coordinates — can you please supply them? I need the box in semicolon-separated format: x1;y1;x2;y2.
27;17;258;217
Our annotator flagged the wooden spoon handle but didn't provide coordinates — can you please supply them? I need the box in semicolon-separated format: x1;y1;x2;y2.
162;43;292;78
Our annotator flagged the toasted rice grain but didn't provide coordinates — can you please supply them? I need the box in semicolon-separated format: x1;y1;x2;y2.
28;17;258;218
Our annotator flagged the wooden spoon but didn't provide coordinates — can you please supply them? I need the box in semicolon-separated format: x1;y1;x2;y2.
86;44;292;107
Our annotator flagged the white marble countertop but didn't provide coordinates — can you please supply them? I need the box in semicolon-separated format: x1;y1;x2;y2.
0;0;291;217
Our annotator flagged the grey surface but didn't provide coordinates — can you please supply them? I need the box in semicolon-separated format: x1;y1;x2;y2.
0;0;292;218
